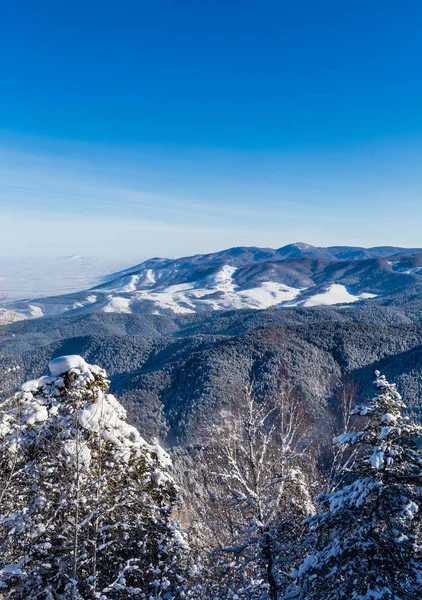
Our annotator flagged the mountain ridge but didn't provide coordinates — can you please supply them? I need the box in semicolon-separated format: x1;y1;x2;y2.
5;243;422;320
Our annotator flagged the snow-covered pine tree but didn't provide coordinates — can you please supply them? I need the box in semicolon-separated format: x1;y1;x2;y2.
0;355;195;599
292;371;422;600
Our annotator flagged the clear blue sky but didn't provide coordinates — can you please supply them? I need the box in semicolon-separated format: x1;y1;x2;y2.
1;0;422;260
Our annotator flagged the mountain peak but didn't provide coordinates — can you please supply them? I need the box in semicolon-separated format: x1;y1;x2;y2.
276;242;325;259
291;242;316;249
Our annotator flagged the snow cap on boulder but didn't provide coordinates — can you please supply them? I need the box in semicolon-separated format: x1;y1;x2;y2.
48;355;90;377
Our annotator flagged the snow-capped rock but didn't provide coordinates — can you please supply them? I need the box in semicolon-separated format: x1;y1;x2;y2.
49;355;90;376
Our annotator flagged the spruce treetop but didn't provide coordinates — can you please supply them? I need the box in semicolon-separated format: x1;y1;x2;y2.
1;354;172;475
293;371;422;600
0;355;193;599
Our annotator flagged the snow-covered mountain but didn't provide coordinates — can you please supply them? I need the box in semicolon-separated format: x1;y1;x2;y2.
5;243;422;319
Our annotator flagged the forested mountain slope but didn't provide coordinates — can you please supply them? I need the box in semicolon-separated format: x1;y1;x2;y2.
5;311;422;449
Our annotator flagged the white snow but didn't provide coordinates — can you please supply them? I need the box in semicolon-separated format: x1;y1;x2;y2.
76;388;171;467
28;304;44;318
130;280;302;314
403;501;418;519
21;400;49;426
49;355;90;376
236;282;302;308
144;268;156;286
26;274;374;316
208;264;237;291
333;432;361;445
381;413;397;424
4;259;380;319
97;265;304;314
391;263;422;275
72;294;98;310
134;288;196;314
21;380;40;393
118;275;141;292
6;355;173;479
378;427;393;440
61;439;91;468
369;449;385;469
0;563;26;578
301;284;377;307
103;296;131;313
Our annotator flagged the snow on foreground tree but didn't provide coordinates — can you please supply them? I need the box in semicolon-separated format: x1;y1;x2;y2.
290;371;422;600
201;386;314;600
0;355;196;599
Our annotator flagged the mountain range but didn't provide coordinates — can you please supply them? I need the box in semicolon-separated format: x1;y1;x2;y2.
3;242;422;454
5;243;422;320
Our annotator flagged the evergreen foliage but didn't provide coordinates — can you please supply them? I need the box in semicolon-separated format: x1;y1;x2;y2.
1;354;422;599
293;371;422;600
0;355;194;599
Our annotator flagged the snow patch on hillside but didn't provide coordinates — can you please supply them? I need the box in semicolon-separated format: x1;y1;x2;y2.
71;294;98;310
235;281;302;308
100;265;304;314
28;305;44;318
135;288;196;314
125;282;302;314
397;267;422;275
301;284;377;307
144;269;156;286
209;264;237;291
389;261;422;275
103;296;132;313
119;275;141;292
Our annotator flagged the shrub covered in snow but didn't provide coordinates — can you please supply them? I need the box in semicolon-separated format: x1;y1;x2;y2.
0;355;194;599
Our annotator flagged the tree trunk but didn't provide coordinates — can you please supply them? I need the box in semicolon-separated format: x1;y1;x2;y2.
262;528;278;600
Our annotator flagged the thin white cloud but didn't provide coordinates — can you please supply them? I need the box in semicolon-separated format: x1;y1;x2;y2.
1;135;422;261
0;184;228;221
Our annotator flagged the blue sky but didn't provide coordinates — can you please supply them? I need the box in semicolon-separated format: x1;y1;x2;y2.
1;0;422;260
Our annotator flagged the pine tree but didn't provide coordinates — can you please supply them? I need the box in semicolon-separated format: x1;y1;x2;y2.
0;355;195;599
292;371;422;600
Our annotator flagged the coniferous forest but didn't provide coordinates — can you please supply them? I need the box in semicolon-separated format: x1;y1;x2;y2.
1;350;422;599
